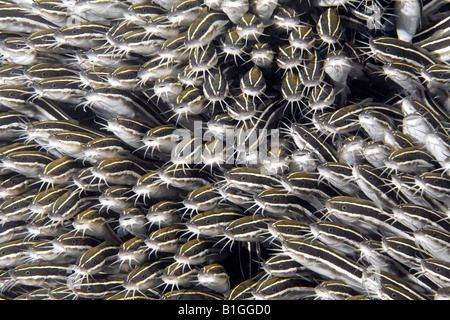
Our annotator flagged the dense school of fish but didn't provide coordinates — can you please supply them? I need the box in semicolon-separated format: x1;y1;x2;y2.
0;0;449;300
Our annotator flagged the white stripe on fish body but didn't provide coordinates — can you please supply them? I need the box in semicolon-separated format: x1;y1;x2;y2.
281;239;365;292
167;0;205;27
236;12;265;43
362;266;428;300
314;280;359;300
381;236;432;269
352;164;399;210
123;2;165;25
30;0;70;27
384;146;437;174
0;37;38;66
185;11;231;50
152;76;184;104
271;7;300;32
414;226;450;263
419;33;450;62
317;162;362;197
98;186;133;214
384;130;415;152
82;136;132;164
160;261;198;289
309;221;366;257
392;202;449;232
266;218;310;243
325;196;414;241
0;4;57;33
144;226;184;255
115;237;148;272
420;63;450;91
31;76;86;104
0;193;36;224
252;276;316;300
46;131;98;159
197;263;230;294
105;116;152;149
419;258;450;288
414;172;450;206
0;173;35;200
174;239;223;266
39;156;83;186
261;253;306;278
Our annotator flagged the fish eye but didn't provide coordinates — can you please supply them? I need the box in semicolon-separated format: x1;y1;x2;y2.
341;205;347;210
328;227;334;233
385;47;391;53
436;267;441;273
397;245;403;251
